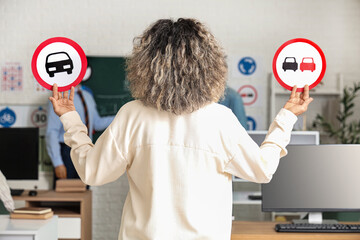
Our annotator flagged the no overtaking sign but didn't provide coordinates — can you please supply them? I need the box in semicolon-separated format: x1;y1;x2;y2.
272;38;326;92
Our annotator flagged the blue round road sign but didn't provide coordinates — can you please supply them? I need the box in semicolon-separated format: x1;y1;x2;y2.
247;116;257;130
0;107;16;128
238;57;256;75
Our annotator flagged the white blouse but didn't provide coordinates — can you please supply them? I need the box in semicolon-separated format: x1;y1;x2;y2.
60;100;297;240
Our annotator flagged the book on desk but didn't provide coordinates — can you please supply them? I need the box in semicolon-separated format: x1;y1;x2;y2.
55;179;86;192
11;207;53;220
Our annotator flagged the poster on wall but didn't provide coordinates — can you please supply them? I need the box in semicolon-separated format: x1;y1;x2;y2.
34;80;48;93
1;62;23;92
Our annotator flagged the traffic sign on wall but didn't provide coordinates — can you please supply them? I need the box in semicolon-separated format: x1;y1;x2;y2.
231;55;263;79
245;113;265;130
0;107;16;127
31;107;47;128
247;116;257;130
238;57;256;75
238;85;258;106
0;105;47;135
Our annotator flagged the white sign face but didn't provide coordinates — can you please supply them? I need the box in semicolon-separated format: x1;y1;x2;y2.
31;37;87;92
272;38;326;92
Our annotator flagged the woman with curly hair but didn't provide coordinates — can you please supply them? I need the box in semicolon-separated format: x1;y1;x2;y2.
49;18;312;239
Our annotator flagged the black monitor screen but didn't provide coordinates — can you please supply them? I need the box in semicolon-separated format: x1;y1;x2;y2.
262;145;360;212
0;127;39;180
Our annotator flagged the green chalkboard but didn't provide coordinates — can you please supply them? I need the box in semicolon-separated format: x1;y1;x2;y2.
82;56;133;116
82;56;133;141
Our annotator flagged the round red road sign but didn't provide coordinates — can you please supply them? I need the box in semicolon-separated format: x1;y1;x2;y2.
238;85;258;106
31;37;87;92
31;107;47;128
272;38;326;92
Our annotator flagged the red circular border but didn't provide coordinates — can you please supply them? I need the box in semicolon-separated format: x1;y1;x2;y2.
272;38;326;92
238;85;258;106
31;37;87;92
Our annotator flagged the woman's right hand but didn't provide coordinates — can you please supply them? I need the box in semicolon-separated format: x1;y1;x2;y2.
283;85;313;116
49;84;76;117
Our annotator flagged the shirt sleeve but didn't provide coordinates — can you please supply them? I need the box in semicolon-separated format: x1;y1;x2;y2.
85;92;115;131
45;102;64;167
60;111;128;186
93;109;115;131
224;108;297;183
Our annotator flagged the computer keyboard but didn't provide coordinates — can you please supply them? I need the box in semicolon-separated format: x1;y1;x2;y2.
275;223;360;233
10;188;24;196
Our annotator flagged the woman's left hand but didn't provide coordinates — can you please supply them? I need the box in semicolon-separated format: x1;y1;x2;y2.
49;84;76;117
283;85;313;116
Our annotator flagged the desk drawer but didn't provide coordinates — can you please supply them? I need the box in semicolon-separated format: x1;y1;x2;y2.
58;217;81;239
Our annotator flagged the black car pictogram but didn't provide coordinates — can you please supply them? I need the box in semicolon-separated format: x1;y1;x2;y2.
282;57;298;72
45;52;73;77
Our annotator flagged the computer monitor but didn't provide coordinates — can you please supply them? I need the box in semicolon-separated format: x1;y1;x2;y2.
247;130;319;146
233;131;319;182
262;144;360;224
0;127;39;180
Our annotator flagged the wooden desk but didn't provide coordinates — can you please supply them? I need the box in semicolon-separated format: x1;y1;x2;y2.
13;190;91;240
231;221;360;240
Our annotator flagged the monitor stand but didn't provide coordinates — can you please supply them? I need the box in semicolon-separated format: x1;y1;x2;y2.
292;212;338;224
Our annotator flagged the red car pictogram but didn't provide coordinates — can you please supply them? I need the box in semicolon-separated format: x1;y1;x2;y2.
300;57;316;72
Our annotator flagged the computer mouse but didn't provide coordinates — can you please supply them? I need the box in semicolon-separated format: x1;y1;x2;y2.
28;190;37;196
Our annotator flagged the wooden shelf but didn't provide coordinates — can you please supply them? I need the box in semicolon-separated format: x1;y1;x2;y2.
52;207;81;218
13;190;90;202
13;190;91;240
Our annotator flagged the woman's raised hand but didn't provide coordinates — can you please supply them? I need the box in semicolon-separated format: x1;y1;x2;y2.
283;85;313;116
49;84;76;117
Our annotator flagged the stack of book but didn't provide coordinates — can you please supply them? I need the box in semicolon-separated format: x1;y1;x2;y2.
10;207;53;220
55;179;86;192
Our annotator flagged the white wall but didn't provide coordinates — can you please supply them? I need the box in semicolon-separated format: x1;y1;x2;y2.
2;0;360;239
1;0;360;102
